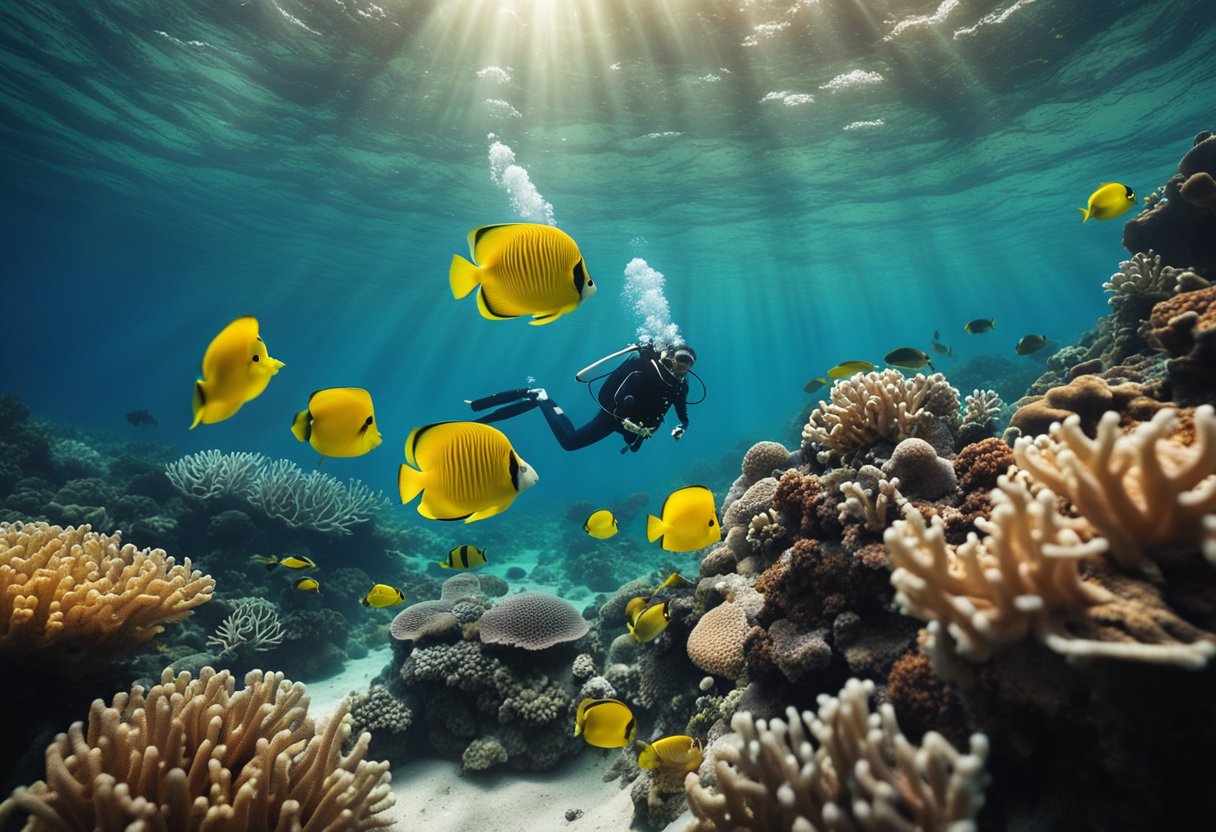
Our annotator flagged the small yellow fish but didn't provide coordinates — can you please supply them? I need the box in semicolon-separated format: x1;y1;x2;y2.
649;572;691;597
293;577;320;593
827;360;875;380
1016;334;1049;355
191;316;285;429
291;387;382;459
883;347;934;372
646;485;720;553
624;596;649;627
964;318;996;334
441;544;488;570
398;421;539;523
802;376;829;394
1079;182;1135;222
449;223;597;325
637;735;703;774
574;698;636;748
627;601;671;643
583;509;619;539
259;555;317;572
360;584;406;608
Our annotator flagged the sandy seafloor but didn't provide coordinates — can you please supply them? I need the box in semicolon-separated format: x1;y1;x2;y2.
305;546;692;831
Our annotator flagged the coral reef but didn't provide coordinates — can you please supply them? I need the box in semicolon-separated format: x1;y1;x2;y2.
0;667;394;831
0;522;214;656
684;678;988;832
801;371;960;466
478;591;589;649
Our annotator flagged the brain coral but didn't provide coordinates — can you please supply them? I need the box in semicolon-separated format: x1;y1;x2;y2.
478;592;589;650
742;441;794;487
686;601;750;678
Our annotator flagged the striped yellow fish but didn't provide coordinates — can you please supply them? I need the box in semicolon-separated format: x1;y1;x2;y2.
441;544;488;570
398;421;539;523
448;223;596;325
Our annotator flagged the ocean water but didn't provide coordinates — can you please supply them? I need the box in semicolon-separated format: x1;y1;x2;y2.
4;0;1214;515
1;1;1215;826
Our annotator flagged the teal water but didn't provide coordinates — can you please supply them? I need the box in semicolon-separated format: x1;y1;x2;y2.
2;0;1214;516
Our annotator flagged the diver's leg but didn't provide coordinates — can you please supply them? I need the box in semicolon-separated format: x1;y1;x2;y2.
537;401;618;451
475;399;539;424
467;388;533;412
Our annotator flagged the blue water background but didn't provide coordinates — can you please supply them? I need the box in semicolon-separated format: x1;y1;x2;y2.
3;0;1215;535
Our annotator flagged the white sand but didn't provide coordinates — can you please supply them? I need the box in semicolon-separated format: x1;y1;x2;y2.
308;549;690;832
308;647;689;832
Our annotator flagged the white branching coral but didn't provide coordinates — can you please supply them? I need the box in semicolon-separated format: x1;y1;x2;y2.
802;371;960;464
1012;406;1216;568
685;678;989;832
1102;250;1208;305
885;474;1216;668
206;598;285;656
962;389;1003;431
839;477;903;532
165;450;267;501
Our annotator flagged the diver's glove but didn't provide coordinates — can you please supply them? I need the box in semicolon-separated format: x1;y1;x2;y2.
671;425;686;441
622;418;654;437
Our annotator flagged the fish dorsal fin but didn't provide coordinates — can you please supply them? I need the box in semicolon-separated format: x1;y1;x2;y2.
468;223;526;262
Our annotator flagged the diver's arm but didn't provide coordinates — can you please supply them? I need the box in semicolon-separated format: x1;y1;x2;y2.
671;382;690;439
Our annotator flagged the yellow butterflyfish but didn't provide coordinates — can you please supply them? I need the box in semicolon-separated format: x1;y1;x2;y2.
291;387;382;458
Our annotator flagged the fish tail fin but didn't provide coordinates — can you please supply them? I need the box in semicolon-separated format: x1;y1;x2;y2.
449;254;481;299
398;465;426;505
290;410;311;443
360;596;370;607
1078;207;1090;222
264;557;278;571
191;381;206;429
646;514;664;543
928;362;936;373
439;562;452;569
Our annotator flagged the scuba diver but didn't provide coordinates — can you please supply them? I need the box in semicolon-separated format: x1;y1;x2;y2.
467;342;703;453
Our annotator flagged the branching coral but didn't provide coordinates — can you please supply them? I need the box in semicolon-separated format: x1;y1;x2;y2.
247;459;388;535
1103;250;1208;317
685;678;989;832
838;477;903;533
164;450;267;501
1012;405;1216;568
802;371;960;465
0;522;214;655
206;598;285;656
0;667;395;831
886;475;1216;668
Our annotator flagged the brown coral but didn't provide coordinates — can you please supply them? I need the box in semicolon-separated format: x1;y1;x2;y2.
954;438;1014;494
772;470;843;540
755;539;890;630
1143;284;1216;405
0;522;214;656
1008;374;1162;438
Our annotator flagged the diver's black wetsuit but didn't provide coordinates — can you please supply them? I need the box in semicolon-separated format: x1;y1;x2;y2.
470;349;690;453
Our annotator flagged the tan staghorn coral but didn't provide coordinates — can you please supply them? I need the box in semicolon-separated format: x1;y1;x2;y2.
839;477;903;533
802;371;959;465
886;475;1216;668
0;667;395;831
0;522;214;655
685;678;988;832
1012;405;1216;568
